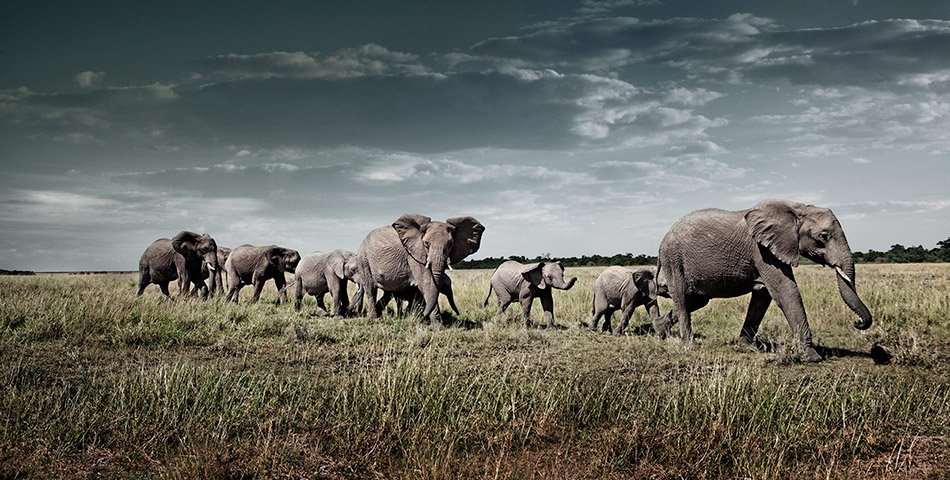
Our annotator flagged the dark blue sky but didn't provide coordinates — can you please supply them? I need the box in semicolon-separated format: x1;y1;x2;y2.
2;0;949;270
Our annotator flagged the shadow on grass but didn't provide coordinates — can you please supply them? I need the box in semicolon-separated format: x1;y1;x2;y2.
742;338;892;365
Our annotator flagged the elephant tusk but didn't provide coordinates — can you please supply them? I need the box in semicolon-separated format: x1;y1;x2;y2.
207;263;216;271
425;260;430;269
835;266;852;286
447;263;453;271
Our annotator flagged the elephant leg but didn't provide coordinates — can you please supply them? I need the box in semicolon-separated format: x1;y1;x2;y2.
225;282;241;303
738;285;772;351
338;283;351;316
158;281;171;299
589;308;605;332
519;294;534;328
316;292;329;313
137;270;149;296
761;266;820;362
328;279;343;316
673;290;707;350
539;290;556;329
616;302;638;335
178;271;191;297
294;279;303;311
602;309;615;333
365;282;380;320
250;275;266;303
274;276;287;304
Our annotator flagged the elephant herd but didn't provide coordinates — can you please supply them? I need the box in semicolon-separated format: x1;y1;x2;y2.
137;199;873;361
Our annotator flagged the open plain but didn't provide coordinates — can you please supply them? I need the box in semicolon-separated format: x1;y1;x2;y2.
2;264;948;478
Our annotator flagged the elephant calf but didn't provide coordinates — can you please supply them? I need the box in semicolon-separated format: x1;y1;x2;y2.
225;244;300;304
483;260;577;328
589;266;661;335
294;249;360;315
378;274;461;317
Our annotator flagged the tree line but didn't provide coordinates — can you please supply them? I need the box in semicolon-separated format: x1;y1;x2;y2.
455;237;950;269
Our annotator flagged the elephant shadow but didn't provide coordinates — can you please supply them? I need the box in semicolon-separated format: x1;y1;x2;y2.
743;338;892;365
436;311;484;330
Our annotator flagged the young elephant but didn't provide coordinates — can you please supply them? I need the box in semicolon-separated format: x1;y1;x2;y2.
182;246;231;296
483;260;577;328
137;231;219;299
589;266;660;335
294;249;360;315
224;244;301;304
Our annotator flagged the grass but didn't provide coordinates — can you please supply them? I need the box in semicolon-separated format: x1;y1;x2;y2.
1;264;948;478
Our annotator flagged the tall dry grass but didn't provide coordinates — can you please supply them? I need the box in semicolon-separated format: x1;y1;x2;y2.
1;264;948;478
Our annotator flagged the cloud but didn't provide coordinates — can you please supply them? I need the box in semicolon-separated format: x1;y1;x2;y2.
203;44;436;80
75;71;104;88
471;15;950;87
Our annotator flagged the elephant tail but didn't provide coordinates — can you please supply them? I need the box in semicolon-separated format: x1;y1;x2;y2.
482;283;494;307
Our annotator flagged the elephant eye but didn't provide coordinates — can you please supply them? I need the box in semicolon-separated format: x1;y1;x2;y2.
817;231;830;244
423;240;430;248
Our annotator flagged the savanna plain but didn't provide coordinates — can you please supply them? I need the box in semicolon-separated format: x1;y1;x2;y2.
1;264;948;479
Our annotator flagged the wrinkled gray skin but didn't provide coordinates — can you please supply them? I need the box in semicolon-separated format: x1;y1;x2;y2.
224;244;301;304
379;274;460;317
589;266;660;335
484;260;578;328
656;199;873;362
137;231;219;299
294;249;360;315
357;214;484;328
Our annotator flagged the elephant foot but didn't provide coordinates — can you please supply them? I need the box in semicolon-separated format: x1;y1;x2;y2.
429;319;446;331
681;340;699;351
802;346;823;363
736;337;758;353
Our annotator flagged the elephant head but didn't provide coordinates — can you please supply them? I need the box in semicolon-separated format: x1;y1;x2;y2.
392;214;484;317
268;246;301;274
331;249;360;282
632;268;658;302
522;261;577;291
172;231;219;294
745;199;872;330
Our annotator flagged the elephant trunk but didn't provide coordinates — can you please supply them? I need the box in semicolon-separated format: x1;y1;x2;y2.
204;252;219;297
423;257;448;318
833;253;872;330
556;277;577;290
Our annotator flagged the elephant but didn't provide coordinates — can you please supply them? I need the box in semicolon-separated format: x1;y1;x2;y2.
483;260;577;329
181;246;231;296
378;273;461;317
357;214;484;328
655;199;873;362
137;231;219;299
294;249;360;315
224;244;301;303
588;266;660;335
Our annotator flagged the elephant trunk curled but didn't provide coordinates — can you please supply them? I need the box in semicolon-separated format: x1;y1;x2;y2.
833;251;872;330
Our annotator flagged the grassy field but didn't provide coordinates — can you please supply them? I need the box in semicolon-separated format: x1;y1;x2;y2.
1;264;948;478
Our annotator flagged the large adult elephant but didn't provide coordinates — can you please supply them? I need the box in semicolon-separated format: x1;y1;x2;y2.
224;244;300;304
137;231;219;299
357;214;484;328
294;249;360;315
483;260;577;329
655;199;872;362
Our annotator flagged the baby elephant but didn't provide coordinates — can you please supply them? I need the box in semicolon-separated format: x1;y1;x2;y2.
484;260;577;328
225;244;301;303
589;266;661;335
294;249;360;316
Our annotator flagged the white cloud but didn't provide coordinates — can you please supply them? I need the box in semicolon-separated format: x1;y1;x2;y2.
74;71;104;88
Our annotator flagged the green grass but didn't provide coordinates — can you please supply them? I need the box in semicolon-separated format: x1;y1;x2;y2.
1;265;948;478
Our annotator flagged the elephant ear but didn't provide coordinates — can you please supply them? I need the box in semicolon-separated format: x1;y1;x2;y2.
632;268;652;288
745;199;802;266
446;216;484;264
330;252;345;279
521;262;547;289
267;246;283;270
171;231;199;257
392;214;431;265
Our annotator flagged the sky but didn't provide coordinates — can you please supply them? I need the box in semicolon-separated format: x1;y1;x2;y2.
2;0;949;271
